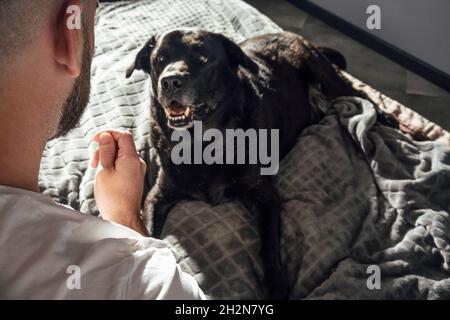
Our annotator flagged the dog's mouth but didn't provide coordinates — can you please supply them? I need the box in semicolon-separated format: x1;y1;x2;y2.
164;100;194;129
164;100;211;129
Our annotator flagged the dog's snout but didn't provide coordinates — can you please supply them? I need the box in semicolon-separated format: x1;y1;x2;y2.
161;75;184;94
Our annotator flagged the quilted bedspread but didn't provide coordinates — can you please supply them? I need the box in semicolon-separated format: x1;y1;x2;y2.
38;0;450;299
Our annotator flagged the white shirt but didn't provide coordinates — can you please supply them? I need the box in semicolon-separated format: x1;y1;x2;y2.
0;185;206;300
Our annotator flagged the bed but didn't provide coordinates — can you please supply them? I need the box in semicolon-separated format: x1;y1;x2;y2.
39;0;450;299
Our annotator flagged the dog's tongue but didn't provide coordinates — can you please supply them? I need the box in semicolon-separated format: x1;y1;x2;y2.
168;101;186;116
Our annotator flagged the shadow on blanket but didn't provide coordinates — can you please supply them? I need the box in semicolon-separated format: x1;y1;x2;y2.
162;96;450;300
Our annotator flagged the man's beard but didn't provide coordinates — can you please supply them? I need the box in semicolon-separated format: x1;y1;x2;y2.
51;32;92;139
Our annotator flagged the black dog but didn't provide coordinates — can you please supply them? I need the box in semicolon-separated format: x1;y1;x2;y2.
126;30;360;299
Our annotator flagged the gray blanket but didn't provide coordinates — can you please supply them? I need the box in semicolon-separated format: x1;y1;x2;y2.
38;0;450;299
164;96;450;299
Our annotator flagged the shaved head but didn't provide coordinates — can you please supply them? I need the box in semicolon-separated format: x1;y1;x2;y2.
0;0;94;139
0;0;97;192
0;0;58;58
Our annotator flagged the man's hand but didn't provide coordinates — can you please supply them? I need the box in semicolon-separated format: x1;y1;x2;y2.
91;130;149;236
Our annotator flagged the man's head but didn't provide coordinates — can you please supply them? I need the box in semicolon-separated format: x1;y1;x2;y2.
0;0;98;139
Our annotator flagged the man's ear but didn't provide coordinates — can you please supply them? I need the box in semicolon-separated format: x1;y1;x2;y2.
54;0;85;77
218;34;259;74
126;36;157;78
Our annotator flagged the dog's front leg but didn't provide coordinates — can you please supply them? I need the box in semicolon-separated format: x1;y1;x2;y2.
143;174;180;238
240;177;289;300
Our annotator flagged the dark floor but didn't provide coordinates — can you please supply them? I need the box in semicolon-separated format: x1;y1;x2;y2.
244;0;450;131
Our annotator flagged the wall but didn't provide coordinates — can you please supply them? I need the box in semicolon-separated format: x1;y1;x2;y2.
306;0;450;75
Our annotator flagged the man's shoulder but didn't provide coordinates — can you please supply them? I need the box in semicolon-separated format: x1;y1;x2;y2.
0;185;148;240
0;185;185;299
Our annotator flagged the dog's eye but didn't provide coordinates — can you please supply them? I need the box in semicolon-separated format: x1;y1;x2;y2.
198;55;208;63
158;55;166;64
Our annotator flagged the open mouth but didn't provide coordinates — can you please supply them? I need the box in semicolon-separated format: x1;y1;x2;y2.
164;100;194;129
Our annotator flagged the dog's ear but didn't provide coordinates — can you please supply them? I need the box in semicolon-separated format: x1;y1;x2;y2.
126;36;157;78
218;34;259;74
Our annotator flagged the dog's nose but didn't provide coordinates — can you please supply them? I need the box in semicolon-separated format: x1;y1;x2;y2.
161;75;184;94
